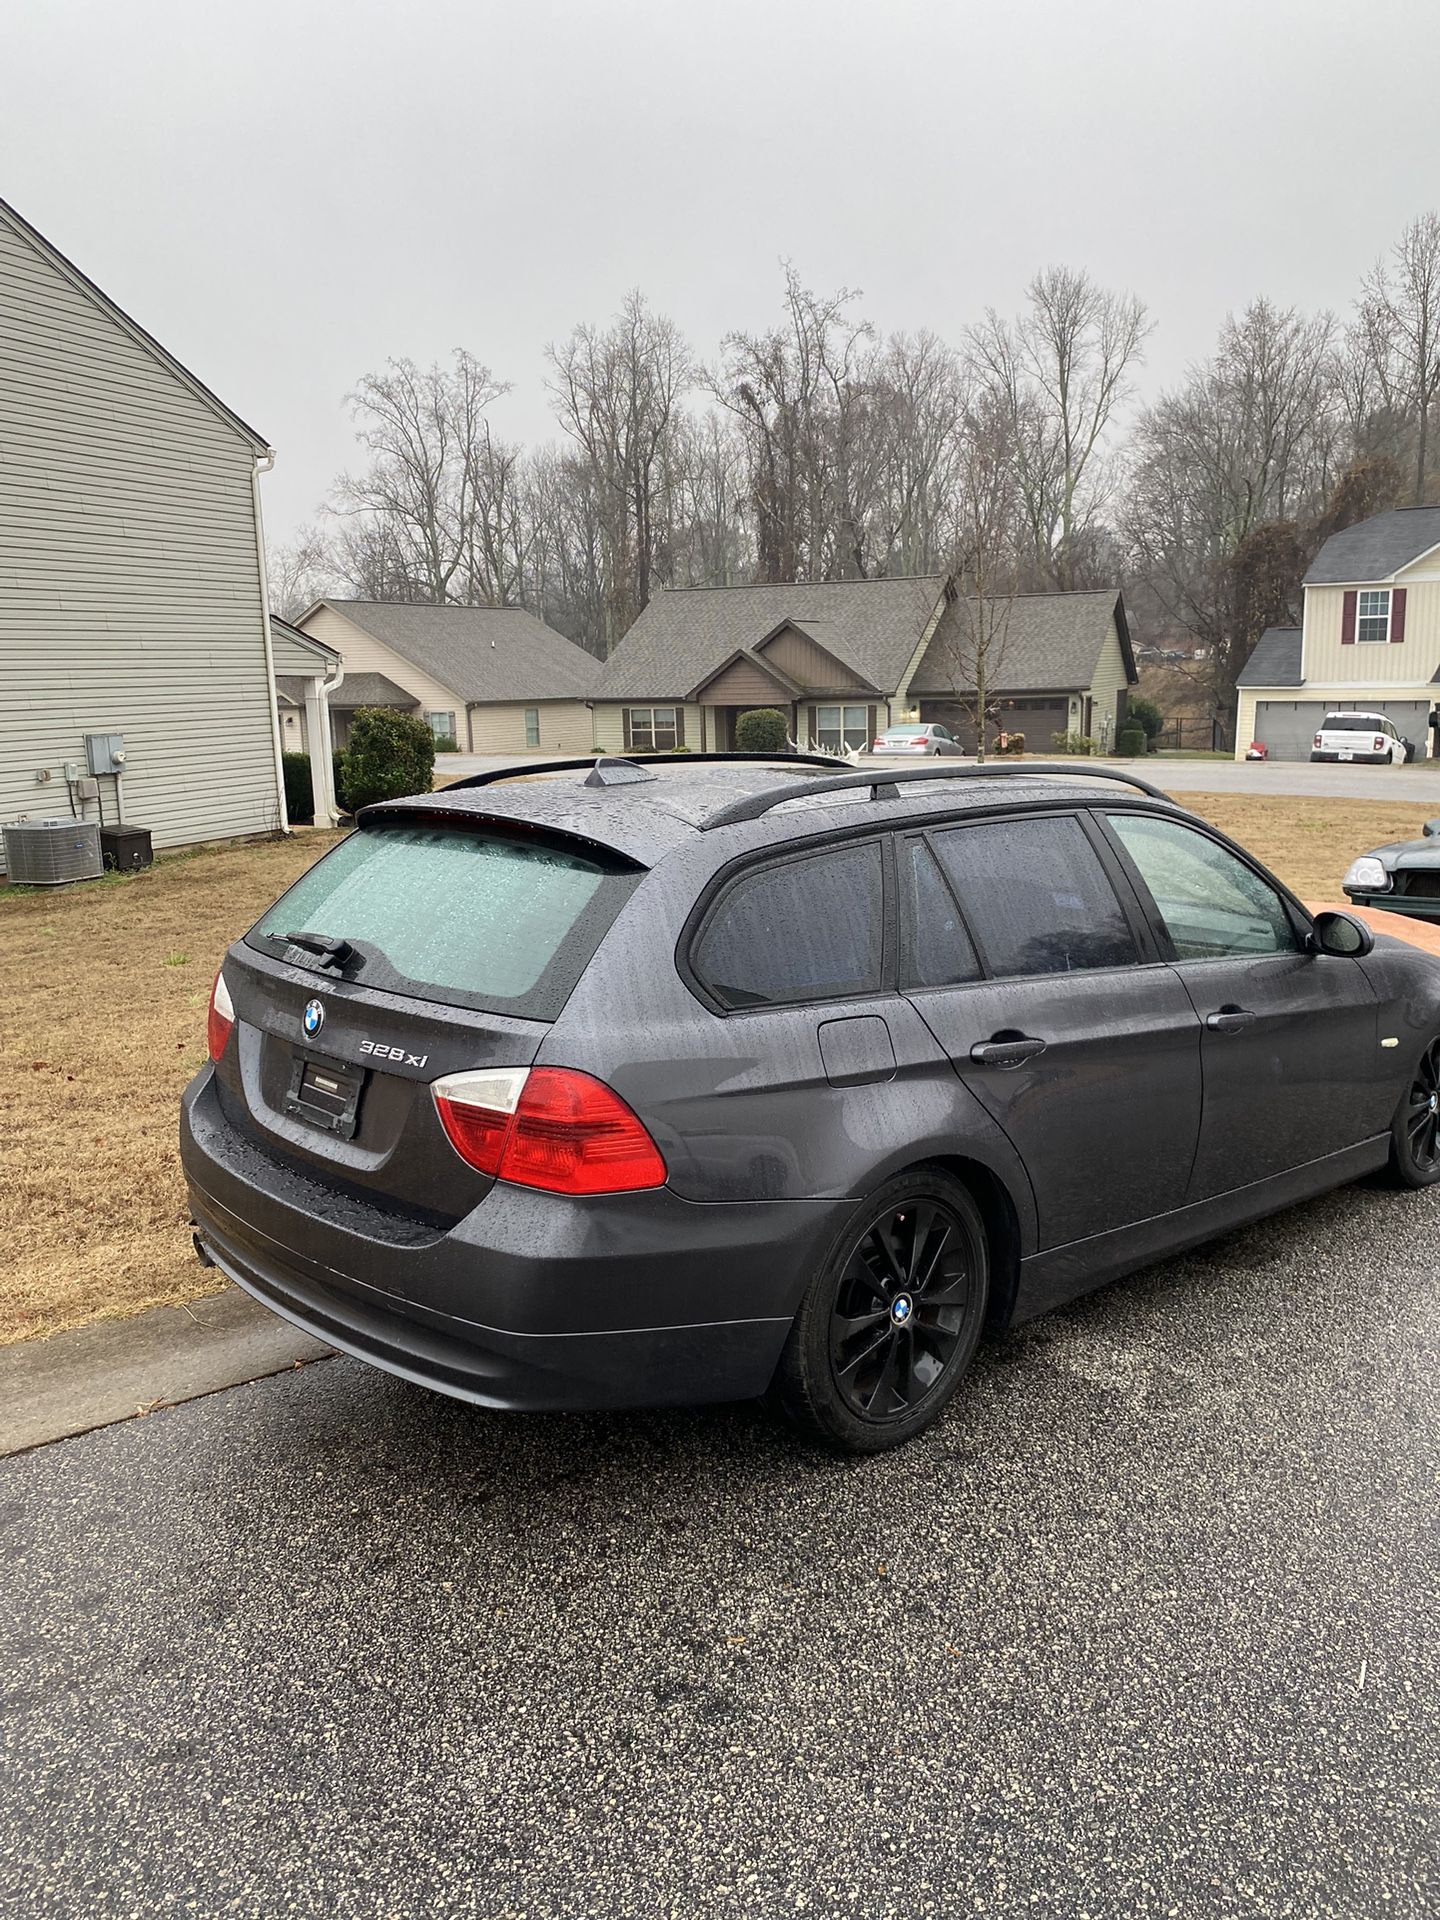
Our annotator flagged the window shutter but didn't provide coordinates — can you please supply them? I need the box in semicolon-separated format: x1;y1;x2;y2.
675;707;686;748
1341;591;1357;644
622;710;633;751
1391;588;1407;643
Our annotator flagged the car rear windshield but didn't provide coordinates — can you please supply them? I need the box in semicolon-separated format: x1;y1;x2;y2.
1322;714;1383;731
245;822;641;1019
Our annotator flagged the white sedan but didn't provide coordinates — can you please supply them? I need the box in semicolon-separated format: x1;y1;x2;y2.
869;723;964;757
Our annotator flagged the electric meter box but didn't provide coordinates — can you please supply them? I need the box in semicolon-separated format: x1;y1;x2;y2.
85;732;127;776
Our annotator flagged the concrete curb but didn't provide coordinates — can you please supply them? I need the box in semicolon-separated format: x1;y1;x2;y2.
0;1285;332;1457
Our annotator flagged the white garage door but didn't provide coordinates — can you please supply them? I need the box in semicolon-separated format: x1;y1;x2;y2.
1252;701;1329;760
1255;698;1430;761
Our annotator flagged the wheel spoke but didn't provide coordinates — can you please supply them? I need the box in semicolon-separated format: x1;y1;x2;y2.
864;1334;900;1414
914;1224;955;1294
835;1323;891;1382
867;1225;908;1292
904;1204;935;1285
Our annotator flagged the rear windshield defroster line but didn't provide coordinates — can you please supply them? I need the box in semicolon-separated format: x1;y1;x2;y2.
245;821;642;1022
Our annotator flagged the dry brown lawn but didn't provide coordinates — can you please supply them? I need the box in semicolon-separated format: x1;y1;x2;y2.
3;791;1438;1346
0;832;343;1344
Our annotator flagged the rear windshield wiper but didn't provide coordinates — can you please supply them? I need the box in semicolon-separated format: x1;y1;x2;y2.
283;930;355;971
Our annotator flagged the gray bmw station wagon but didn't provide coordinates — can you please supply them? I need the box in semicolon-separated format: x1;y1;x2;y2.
181;755;1440;1452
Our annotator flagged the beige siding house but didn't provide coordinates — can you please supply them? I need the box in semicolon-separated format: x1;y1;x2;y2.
1236;507;1440;759
0;196;292;864
297;601;601;754
592;579;1136;756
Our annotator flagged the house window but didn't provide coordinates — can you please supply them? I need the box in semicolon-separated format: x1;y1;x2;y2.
525;707;540;748
1357;589;1391;644
815;704;870;752
426;711;457;743
624;707;681;752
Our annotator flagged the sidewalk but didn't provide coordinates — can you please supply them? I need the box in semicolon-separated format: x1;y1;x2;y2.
0;1285;331;1456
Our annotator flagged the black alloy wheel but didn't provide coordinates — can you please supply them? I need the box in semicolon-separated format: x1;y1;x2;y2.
774;1170;989;1453
1386;1036;1440;1189
830;1201;973;1422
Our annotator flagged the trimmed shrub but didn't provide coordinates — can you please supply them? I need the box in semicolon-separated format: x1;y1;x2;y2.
734;708;789;753
282;751;314;824
1117;726;1147;758
1052;730;1097;756
343;708;436;811
1126;695;1165;751
433;736;461;752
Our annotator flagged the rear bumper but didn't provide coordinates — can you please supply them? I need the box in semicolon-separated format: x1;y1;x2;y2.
180;1069;837;1411
1310;751;1390;764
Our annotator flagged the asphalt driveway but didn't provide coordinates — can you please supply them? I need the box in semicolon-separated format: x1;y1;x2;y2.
3;1180;1437;1919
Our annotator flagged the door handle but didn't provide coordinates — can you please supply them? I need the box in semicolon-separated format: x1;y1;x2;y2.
970;1034;1047;1068
1205;1006;1257;1034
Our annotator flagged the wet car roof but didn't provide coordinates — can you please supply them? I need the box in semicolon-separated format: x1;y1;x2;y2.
365;759;1187;866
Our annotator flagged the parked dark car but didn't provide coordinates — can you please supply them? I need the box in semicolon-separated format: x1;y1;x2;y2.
1344;820;1440;920
181;754;1440;1453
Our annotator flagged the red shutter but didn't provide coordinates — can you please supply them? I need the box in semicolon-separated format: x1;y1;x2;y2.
1391;588;1407;643
1341;591;1357;644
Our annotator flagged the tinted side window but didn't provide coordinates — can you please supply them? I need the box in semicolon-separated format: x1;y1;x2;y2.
900;840;981;989
1107;813;1299;960
930;816;1138;978
693;841;884;1009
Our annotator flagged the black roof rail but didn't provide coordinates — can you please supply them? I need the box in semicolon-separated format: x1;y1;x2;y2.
697;760;1173;830
441;750;849;792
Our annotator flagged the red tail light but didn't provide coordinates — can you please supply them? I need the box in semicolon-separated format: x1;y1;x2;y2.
433;1066;666;1195
1374;736;1385;752
207;969;235;1062
1314;734;1323;749
909;736;927;745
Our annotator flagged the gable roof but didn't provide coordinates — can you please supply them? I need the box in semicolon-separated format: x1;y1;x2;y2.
1305;507;1440;585
329;672;418;709
308;601;603;703
596;577;947;700
908;590;1133;696
0;196;270;455
689;646;811;704
1236;627;1303;688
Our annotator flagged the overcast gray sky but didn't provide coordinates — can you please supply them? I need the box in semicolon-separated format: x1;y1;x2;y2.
6;0;1438;548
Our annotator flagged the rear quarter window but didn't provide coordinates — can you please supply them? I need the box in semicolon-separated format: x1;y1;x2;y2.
246;822;640;1019
691;840;884;1009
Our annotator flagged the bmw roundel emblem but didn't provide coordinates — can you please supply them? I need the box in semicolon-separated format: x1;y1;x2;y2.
302;998;325;1039
891;1293;913;1326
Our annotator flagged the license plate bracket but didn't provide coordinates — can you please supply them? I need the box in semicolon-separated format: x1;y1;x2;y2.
284;1049;365;1139
1339;750;1354;761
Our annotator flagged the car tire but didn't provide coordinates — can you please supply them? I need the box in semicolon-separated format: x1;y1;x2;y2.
1384;1037;1440;1188
772;1169;989;1453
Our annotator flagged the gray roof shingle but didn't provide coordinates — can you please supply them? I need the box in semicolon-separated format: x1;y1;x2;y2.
1305;507;1440;585
908;589;1133;696
329;672;419;710
1235;627;1303;687
320;601;603;702
596;577;947;700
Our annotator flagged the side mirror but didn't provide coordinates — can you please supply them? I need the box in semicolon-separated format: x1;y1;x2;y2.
1310;910;1375;958
1423;819;1440;839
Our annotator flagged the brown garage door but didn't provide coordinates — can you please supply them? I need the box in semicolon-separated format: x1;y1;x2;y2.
920;698;1070;754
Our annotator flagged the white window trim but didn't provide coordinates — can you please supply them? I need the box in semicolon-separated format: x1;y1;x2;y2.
425;710;458;741
625;706;679;751
1355;588;1392;645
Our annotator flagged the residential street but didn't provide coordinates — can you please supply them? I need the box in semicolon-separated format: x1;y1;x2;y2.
3;1181;1437;1919
436;751;1440;805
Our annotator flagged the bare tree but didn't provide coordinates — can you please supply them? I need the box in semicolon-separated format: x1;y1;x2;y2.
1124;301;1341;722
927;384;1022;762
266;523;337;621
331;351;511;605
1352;212;1440;503
969;267;1149;588
547;293;691;653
